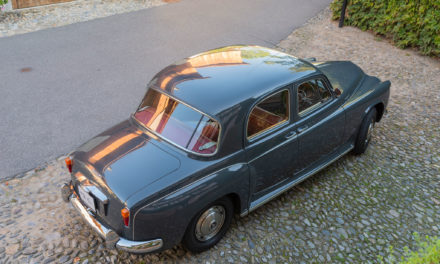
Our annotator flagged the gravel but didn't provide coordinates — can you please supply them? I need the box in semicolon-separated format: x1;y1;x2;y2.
0;0;165;37
0;7;439;264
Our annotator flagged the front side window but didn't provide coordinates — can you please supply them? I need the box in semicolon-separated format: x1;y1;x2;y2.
247;90;289;138
297;79;332;114
134;89;220;155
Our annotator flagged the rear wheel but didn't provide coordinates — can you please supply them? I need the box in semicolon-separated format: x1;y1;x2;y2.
353;108;377;155
182;197;233;253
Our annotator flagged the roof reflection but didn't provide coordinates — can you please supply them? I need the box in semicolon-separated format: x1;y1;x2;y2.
150;48;248;94
145;45;317;117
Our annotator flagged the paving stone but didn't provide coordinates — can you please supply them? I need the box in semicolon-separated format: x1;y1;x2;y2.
59;255;70;263
79;240;88;250
43;256;56;264
388;210;400;218
62;237;70;248
22;247;37;255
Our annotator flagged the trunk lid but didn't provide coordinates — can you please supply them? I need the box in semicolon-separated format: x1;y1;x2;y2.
72;119;181;202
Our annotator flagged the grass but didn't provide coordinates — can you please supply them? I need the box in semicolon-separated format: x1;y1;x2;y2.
378;233;440;264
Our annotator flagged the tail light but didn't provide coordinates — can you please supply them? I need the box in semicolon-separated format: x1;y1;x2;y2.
121;208;130;226
65;157;73;173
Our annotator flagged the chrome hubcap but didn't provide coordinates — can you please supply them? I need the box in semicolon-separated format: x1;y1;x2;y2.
195;205;225;241
365;120;375;144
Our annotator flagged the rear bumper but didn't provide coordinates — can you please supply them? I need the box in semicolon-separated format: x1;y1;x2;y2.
62;184;163;254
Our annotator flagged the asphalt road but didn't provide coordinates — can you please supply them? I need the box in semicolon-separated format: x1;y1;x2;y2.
0;0;331;179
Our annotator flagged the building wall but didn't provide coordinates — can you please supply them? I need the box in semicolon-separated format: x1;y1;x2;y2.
10;0;73;9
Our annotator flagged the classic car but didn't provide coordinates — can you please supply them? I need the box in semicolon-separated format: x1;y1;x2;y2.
61;45;390;254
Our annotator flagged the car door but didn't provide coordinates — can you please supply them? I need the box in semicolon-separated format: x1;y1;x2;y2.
293;76;345;174
244;87;299;200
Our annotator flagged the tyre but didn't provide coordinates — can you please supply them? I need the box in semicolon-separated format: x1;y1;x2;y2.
353;108;377;155
182;197;233;253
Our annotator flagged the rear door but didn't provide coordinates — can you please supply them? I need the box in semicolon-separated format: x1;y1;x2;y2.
293;76;345;174
244;86;299;200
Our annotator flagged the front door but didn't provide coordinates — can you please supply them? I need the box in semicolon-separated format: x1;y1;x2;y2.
294;76;345;174
245;88;299;200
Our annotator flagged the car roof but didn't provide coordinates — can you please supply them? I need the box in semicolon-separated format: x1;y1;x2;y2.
148;45;318;117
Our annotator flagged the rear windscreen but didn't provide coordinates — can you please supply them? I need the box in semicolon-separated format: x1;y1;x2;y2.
134;89;220;155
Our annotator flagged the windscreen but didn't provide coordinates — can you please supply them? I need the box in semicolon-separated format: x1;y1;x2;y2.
134;89;220;155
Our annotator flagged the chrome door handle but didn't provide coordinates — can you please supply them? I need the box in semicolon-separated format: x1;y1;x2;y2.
285;131;297;139
297;125;309;133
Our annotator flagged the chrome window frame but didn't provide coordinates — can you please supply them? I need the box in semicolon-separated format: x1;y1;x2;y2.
246;89;291;141
132;87;222;157
296;78;333;117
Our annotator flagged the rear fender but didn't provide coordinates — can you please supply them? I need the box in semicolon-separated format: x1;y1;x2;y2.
132;163;250;250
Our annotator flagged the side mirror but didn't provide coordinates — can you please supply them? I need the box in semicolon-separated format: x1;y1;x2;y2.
334;88;342;97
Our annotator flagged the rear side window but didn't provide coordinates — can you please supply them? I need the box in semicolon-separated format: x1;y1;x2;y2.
297;79;331;114
247;90;289;138
134;89;220;155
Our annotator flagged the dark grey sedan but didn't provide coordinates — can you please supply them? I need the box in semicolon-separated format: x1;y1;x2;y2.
61;45;390;254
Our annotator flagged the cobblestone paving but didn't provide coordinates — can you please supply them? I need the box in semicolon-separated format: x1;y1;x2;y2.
0;0;165;37
1;7;440;264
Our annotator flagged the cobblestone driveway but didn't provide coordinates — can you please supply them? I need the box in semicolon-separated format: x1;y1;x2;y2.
1;8;439;264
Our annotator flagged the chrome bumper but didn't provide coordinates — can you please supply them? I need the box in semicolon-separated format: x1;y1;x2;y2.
67;191;163;254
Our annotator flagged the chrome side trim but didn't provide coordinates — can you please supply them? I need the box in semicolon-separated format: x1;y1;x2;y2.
248;144;353;213
116;238;163;254
240;209;249;217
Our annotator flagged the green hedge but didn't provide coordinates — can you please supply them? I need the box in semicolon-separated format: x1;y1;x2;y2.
401;236;440;264
330;0;440;56
378;233;440;264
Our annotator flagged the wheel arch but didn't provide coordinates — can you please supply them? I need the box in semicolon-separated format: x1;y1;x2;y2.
374;102;385;122
363;101;384;123
225;192;241;214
